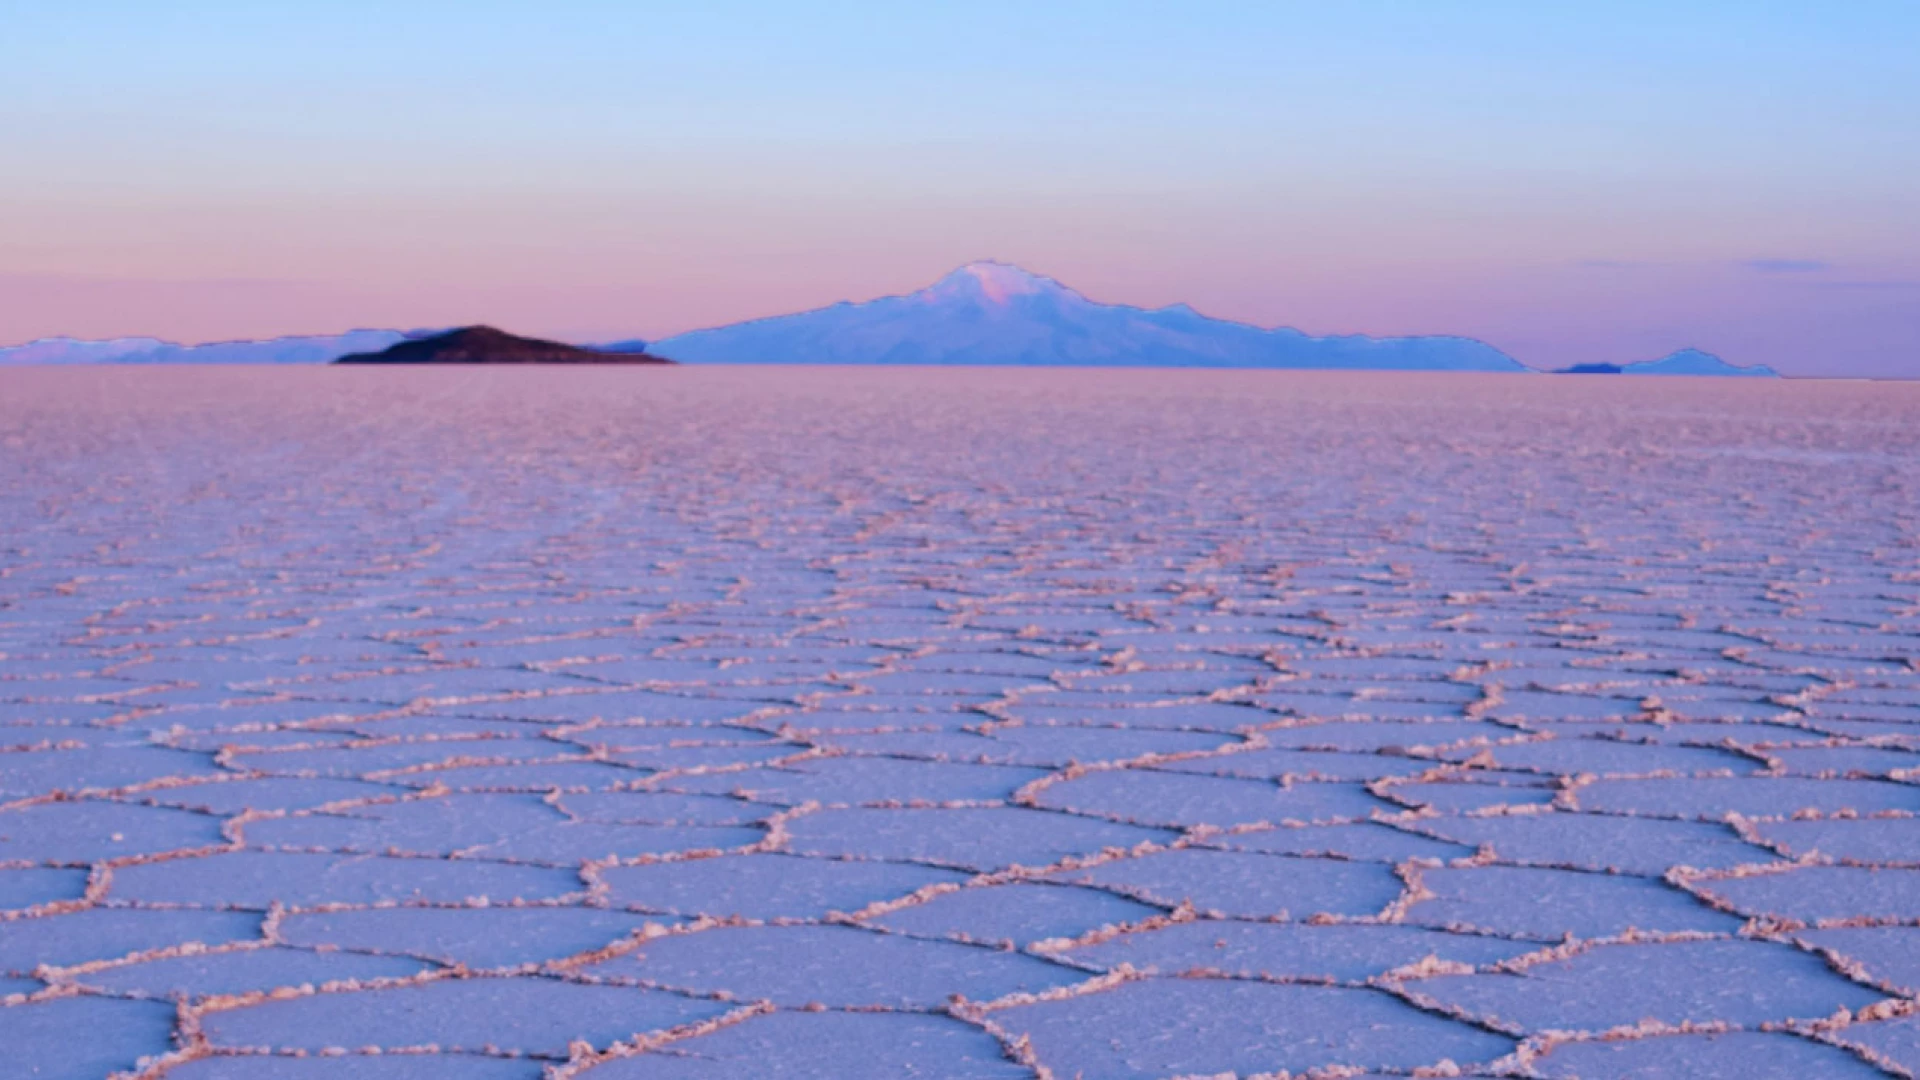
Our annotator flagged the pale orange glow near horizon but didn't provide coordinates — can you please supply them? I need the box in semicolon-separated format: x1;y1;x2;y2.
2;3;1915;375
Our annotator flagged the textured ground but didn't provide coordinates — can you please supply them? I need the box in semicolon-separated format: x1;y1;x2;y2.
2;367;1918;1079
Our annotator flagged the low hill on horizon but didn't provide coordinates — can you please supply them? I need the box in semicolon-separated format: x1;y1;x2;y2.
1557;348;1778;378
334;326;671;365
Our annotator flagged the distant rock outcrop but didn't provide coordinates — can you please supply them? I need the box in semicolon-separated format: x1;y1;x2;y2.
649;261;1528;371
1556;348;1777;377
334;326;671;365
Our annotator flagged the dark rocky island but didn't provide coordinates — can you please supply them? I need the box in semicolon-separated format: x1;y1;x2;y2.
335;326;672;364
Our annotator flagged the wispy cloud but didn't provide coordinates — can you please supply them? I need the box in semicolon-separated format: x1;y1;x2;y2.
1742;258;1829;273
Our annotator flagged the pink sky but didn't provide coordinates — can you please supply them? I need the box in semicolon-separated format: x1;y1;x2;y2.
4;223;1909;375
3;3;1915;376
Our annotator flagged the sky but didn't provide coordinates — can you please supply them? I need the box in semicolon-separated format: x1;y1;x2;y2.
2;1;1917;375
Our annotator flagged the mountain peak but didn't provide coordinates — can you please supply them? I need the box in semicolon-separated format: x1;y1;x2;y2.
922;261;1073;306
651;265;1526;371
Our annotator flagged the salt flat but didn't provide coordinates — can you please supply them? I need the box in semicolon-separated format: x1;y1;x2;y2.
1;366;1917;1078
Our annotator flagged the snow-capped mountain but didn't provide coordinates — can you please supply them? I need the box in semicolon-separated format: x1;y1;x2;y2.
649;262;1528;371
1558;348;1778;377
0;329;410;365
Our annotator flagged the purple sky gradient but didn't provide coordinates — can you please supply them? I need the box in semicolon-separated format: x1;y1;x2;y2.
3;2;1915;375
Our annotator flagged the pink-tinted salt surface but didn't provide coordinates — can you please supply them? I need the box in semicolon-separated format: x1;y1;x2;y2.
2;367;1918;1078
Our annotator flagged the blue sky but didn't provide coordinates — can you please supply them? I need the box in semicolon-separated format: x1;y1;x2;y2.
2;1;1916;373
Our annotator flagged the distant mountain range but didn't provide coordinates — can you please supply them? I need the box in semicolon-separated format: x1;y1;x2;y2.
0;262;1779;375
0;329;410;365
335;326;669;364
